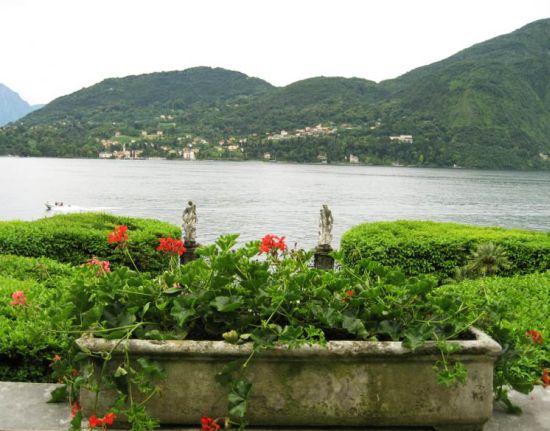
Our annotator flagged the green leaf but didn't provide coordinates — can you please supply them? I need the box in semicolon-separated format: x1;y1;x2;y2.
47;385;68;403
171;300;195;327
211;296;243;312
342;316;368;339
137;358;164;379
228;380;252;418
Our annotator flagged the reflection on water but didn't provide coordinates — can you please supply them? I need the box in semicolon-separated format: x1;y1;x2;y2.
0;158;549;249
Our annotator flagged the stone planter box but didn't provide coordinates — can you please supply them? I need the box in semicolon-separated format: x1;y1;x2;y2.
77;327;501;430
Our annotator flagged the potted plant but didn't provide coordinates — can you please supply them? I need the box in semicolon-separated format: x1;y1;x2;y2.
51;228;505;431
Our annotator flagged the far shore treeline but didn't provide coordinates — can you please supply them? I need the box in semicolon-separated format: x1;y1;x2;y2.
1;19;550;170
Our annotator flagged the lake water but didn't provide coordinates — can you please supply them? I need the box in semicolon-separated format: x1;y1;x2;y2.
0;157;549;249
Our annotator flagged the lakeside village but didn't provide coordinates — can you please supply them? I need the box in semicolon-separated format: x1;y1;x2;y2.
96;118;414;164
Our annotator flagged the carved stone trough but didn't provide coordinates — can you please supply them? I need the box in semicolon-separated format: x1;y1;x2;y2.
77;327;501;430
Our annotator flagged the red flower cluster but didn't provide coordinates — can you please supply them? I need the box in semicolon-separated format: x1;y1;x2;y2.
525;330;544;344
259;234;286;254
543;369;550;388
71;401;81;417
200;416;220;431
107;225;129;244
345;290;354;297
89;412;116;428
11;290;26;306
157;237;187;256
87;259;111;275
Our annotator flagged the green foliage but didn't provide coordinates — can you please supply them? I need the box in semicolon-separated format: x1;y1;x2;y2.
0;254;75;288
0;276;74;381
341;221;550;279
434;273;550;411
0;213;180;272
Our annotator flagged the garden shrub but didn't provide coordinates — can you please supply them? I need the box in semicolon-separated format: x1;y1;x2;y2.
433;272;550;410
0;213;180;272
0;254;75;288
341;221;550;279
0;276;73;382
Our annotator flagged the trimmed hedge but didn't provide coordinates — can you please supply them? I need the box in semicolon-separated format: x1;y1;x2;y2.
434;273;550;397
341;221;550;278
0;276;72;381
0;213;180;273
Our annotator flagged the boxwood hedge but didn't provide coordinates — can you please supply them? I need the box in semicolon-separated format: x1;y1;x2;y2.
341;221;550;278
0;213;180;273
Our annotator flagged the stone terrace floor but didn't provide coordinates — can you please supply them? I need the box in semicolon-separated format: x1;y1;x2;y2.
0;382;548;431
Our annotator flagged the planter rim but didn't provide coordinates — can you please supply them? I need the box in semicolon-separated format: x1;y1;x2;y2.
76;327;501;359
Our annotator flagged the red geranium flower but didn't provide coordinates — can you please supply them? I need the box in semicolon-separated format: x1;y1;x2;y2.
86;259;111;275
102;412;116;426
259;234;287;254
88;412;116;428
543;369;550;388
200;416;220;431
345;290;354;297
89;415;100;428
525;330;544;344
107;225;129;245
10;290;26;306
156;237;187;256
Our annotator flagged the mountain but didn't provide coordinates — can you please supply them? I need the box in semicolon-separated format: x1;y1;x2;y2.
22;67;274;124
0;84;41;126
2;19;550;169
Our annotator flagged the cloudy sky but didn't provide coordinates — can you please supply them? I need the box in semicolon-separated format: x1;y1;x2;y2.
2;0;549;105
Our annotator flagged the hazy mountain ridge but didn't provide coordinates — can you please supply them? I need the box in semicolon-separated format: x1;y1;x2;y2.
2;19;550;169
0;84;42;126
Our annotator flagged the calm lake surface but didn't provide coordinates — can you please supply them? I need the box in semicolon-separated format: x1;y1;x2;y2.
1;157;549;249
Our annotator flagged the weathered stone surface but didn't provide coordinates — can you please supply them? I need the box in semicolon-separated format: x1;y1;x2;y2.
0;382;548;431
77;328;501;429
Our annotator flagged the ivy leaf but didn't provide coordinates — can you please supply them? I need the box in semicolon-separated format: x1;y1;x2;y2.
228;380;252;418
211;296;243;312
215;360;242;386
47;385;68;403
403;329;426;350
171;299;195;327
342;315;368;339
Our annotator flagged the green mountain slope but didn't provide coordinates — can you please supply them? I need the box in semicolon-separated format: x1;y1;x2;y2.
23;67;274;124
2;19;550;169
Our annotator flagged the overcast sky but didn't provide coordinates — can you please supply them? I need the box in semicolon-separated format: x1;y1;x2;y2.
2;0;549;105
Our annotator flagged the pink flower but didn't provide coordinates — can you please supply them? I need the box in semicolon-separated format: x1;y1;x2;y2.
87;259;111;275
10;290;26;306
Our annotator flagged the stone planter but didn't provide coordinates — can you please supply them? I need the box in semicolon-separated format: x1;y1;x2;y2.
77;327;501;430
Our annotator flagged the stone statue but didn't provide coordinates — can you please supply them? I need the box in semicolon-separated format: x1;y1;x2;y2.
318;204;333;247
182;201;197;244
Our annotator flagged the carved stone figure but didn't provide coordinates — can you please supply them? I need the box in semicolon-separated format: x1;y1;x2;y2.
182;201;197;244
318;204;333;247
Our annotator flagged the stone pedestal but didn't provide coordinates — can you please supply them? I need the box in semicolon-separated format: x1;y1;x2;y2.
314;244;334;270
181;241;200;265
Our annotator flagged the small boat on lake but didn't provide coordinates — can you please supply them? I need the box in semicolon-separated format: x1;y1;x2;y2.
45;201;69;211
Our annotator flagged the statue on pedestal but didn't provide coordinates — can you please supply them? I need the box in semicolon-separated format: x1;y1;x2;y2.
182;201;197;244
315;204;334;270
318;204;334;248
